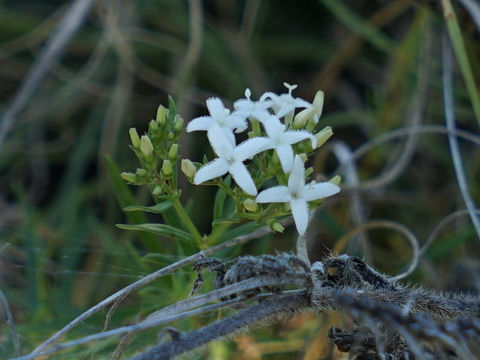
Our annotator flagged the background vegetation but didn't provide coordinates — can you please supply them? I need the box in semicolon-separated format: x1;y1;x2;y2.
1;0;479;358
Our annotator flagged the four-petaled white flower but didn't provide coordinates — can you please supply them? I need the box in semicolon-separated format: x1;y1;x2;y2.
233;89;272;124
262;115;317;172
256;155;340;235
260;83;312;118
187;97;247;145
194;126;269;196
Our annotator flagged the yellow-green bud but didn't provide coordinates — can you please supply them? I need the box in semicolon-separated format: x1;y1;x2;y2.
299;153;308;162
293;108;315;129
181;159;196;178
305;166;313;177
140;135;154;157
129;128;140;148
156;105;168;126
243;199;258;212
312;90;324;122
136;168;148;177
173;115;184;133
270;221;285;233
329;175;341;186
152;186;163;196
168;144;178;160
121;172;136;183
149;119;158;131
168;132;175;140
161;159;173;177
315;126;333;148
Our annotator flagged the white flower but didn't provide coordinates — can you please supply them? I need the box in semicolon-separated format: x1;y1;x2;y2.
194;126;269;195
262;115;317;172
186;97;247;145
256;155;340;235
260;83;312;118
233;88;272;124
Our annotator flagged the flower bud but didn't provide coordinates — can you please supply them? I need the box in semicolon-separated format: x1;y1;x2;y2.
181;159;196;178
312;90;324;123
293;108;315;129
299;153;308;162
168;144;178;160
152;186;163;196
149;119;158;131
140;135;154;157
168;132;175;140
270;221;285;233
121;172;137;183
315;126;333;148
156;105;168;126
161;159;173;177
329;175;341;186
243;199;258;212
136;168;148;177
129;128;140;148
173;115;184;133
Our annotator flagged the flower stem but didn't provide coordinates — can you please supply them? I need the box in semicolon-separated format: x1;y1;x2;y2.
296;234;310;266
172;198;204;248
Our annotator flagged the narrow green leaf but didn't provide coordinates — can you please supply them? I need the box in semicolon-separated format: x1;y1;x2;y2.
116;223;193;242
123;201;173;214
218;222;264;243
104;156;161;252
211;217;241;226
442;0;480;129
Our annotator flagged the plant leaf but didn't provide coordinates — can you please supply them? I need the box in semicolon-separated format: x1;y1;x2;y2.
123;202;173;214
116;223;193;242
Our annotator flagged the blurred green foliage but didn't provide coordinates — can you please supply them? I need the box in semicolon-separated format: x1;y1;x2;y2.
0;0;479;358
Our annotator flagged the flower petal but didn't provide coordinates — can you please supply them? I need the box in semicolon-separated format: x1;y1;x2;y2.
303;182;340;201
194;158;229;184
290;198;309;235
207;124;235;157
256;186;291;203
275;143;294;173
226;114;248;132
186;116;213;132
229;162;257;195
234;137;272;161
288;155;305;191
206;97;227;119
283;130;317;148
263;115;285;139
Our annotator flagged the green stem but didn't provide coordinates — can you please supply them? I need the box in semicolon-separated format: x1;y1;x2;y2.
172;198;203;248
207;222;231;245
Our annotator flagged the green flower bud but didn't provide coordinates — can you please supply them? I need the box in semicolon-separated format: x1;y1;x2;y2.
293;108;314;129
156;105;168;126
243;199;258;212
129;128;140;148
136;168;148;177
181;159;196;178
312;90;324;122
161;159;173;177
315;126;333;148
299;153;308;162
121;172;137;183
168;132;175;140
152;186;163;196
270;221;285;233
173;115;184;133
329;175;341;186
149;119;158;131
168;144;178;160
305;166;313;177
140;135;154;157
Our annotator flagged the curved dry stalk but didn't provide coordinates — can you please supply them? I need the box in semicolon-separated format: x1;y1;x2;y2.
0;0;96;151
334;220;420;281
27;224;276;356
420;209;480;258
332;140;370;260
442;31;480;242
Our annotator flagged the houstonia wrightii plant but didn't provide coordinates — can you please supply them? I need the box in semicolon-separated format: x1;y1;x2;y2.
120;83;340;260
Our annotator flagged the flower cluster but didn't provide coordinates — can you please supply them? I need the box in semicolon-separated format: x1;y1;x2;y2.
185;83;340;235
